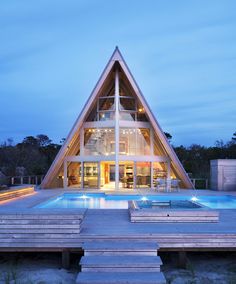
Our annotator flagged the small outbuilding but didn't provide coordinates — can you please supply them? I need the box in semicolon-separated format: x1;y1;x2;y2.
210;159;236;191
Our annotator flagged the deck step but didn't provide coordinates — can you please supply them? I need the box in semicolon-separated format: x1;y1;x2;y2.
76;272;166;284
83;241;158;255
80;255;162;272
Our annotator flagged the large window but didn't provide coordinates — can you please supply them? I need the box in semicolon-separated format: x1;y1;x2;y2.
136;128;151;155
119;128;136;155
136;162;151;188
153;133;165;156
119;128;151;156
152;162;167;187
86;82;115;121
137;105;148;121
119;112;135;121
120;161;134;189
99;97;115;111
98;96;115;121
119;98;136;111
83;162;98;188
84;128;115;156
99;112;115;121
67;162;81;187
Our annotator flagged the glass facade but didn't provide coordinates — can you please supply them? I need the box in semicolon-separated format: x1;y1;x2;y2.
119;97;136;111
119;112;135;121
84;162;98;188
136;128;151;155
152;162;167;187
62;67;174;190
119;128;150;156
119;128;136;155
136;162;151;188
66;161;171;189
67;162;81;187
85;78;148;122
119;161;134;189
99;112;114;121
84;128;115;155
99;97;115;111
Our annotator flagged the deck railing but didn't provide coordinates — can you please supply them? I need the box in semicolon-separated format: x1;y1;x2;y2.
8;175;44;186
191;178;208;189
6;176;208;189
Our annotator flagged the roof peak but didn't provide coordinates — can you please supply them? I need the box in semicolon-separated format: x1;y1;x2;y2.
110;46;123;62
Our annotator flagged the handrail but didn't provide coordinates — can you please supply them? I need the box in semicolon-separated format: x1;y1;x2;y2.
7;175;44;186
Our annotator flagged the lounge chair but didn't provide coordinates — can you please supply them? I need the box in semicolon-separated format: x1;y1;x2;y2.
156;178;167;192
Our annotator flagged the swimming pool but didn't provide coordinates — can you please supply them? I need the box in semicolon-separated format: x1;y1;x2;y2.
36;193;236;209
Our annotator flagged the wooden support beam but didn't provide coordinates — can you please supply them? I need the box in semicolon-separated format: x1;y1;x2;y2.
177;251;188;269
62;249;70;269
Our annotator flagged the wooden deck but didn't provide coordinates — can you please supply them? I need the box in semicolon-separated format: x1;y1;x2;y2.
0;190;236;253
0;208;236;252
0;209;85;252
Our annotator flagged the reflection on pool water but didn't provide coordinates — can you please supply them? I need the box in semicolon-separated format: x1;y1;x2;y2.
36;193;236;209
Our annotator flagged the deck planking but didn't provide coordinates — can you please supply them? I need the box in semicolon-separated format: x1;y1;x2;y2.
0;190;236;252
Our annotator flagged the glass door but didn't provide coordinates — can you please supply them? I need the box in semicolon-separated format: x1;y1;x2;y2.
67;162;82;188
83;162;98;188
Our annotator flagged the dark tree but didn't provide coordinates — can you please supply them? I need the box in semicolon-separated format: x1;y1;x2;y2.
164;132;172;142
232;132;236;141
36;135;52;147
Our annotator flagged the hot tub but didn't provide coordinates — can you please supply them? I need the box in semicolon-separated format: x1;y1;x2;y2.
129;200;219;223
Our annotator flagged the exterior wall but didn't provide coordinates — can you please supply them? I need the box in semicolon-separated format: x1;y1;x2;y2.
210;159;236;191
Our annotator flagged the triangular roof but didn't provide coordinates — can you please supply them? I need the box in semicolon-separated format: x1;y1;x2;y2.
41;47;193;189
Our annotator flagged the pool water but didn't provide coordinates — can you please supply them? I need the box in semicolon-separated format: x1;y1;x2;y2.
36;193;236;209
136;200;202;209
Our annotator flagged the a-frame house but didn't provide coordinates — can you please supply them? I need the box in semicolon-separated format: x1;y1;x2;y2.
41;47;193;190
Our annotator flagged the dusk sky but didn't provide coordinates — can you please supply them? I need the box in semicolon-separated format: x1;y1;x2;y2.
0;0;235;146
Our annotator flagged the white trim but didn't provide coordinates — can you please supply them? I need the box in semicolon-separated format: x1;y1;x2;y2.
83;121;116;128
63;161;67;188
65;155;169;163
115;66;120;190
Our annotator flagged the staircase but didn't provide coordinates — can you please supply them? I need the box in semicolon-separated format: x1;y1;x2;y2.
76;241;166;284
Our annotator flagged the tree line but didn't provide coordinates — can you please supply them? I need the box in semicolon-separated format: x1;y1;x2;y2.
0;135;61;177
0;133;235;180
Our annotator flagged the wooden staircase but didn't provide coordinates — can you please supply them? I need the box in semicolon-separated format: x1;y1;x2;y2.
0;209;85;249
76;241;166;284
